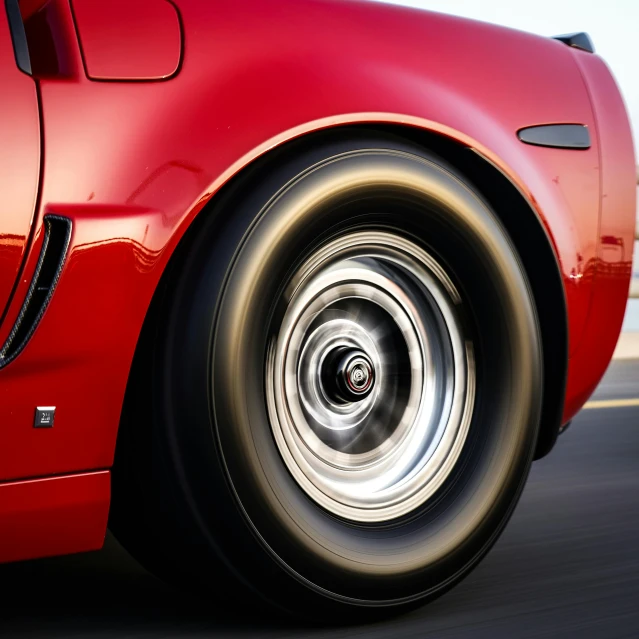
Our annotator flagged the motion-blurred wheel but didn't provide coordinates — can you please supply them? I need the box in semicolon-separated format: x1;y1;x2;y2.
111;133;542;621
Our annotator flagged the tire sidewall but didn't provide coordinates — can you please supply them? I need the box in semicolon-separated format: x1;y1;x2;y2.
162;139;542;611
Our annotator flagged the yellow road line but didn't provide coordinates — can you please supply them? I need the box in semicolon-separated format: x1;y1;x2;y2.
583;398;639;410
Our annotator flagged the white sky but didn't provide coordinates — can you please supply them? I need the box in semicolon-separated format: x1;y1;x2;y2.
375;0;638;157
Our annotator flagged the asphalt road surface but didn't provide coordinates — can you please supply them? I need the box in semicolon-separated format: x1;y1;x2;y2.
1;360;638;638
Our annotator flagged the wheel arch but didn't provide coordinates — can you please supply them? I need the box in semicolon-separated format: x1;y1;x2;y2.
115;123;567;496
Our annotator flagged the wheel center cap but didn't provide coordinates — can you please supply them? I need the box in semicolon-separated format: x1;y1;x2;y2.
345;358;373;393
322;348;375;403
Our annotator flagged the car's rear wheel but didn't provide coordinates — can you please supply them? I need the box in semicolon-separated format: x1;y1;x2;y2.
111;132;542;621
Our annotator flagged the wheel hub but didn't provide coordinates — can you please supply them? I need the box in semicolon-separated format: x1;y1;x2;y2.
322;347;375;403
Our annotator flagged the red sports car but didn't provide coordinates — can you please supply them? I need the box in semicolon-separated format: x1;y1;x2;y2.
0;0;635;621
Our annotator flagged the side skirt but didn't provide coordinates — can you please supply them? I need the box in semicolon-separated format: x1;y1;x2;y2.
0;470;109;563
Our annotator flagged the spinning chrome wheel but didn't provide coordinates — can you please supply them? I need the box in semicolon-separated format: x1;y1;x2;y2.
267;231;474;522
112;132;542;622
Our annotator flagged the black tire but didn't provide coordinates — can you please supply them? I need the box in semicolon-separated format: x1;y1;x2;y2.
110;131;542;622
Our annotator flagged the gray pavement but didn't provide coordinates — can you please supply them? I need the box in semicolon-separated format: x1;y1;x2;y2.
0;361;638;638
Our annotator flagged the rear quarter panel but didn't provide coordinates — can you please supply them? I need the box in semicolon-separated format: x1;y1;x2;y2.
563;52;636;418
0;0;619;482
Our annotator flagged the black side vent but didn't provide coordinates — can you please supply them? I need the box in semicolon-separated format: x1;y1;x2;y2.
0;215;72;368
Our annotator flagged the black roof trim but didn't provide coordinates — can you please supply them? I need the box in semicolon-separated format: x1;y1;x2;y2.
4;0;31;75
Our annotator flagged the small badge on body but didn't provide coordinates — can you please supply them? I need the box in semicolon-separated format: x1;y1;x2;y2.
34;407;55;428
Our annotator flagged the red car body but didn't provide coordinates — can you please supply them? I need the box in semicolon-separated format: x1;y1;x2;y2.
0;0;635;564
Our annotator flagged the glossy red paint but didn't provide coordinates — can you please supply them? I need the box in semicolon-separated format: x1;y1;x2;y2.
562;52;637;420
21;0;81;78
18;0;46;20
0;0;634;562
0;9;40;324
0;471;109;563
71;0;182;80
